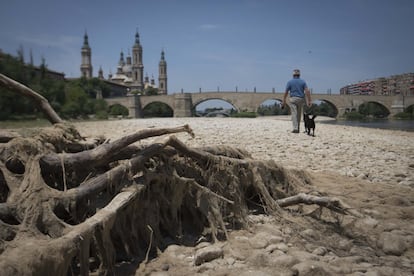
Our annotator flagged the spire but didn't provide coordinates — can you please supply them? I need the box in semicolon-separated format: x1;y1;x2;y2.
83;31;89;48
159;49;166;65
158;49;167;94
119;50;125;65
161;49;165;61
98;66;104;79
134;29;140;45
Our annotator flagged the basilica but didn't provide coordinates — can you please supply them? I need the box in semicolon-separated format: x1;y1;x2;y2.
80;31;167;94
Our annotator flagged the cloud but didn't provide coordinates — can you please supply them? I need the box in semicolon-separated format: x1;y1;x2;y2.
199;24;219;30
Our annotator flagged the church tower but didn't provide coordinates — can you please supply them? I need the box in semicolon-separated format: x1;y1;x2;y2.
132;31;144;90
158;50;167;94
80;32;93;78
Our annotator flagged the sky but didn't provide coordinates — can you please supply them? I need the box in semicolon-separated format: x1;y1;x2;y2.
1;0;413;95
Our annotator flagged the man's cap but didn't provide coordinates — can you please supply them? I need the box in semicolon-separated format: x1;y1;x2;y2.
293;69;300;76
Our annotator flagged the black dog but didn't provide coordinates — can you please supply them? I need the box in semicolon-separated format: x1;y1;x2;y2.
303;113;317;136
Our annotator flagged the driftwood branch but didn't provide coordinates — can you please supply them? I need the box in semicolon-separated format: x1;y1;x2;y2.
0;185;143;275
63;139;171;202
0;73;63;124
276;192;362;217
173;171;235;204
40;125;194;172
0;130;21;143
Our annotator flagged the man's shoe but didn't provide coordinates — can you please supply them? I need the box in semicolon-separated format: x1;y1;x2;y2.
291;130;299;133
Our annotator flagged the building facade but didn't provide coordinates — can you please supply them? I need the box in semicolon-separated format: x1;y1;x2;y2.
340;73;414;96
80;31;167;94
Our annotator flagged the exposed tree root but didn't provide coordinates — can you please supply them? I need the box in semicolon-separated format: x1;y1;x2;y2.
0;74;362;275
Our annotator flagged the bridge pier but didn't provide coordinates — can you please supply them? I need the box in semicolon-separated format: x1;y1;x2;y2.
390;98;405;116
104;93;413;119
174;93;193;117
127;95;143;118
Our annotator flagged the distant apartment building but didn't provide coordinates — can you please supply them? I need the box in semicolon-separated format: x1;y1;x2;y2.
340;73;414;96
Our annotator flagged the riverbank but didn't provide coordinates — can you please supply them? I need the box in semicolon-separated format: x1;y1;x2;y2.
3;116;413;275
74;116;413;186
321;117;414;132
73;116;414;275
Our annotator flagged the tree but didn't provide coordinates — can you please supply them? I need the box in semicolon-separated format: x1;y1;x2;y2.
144;86;159;96
109;103;128;117
0;51;67;119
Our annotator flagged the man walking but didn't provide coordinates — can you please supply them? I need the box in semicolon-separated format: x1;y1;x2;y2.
282;69;312;133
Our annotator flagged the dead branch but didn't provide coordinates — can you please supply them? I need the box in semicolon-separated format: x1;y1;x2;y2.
63;139;171;203
276;192;362;217
0;73;63;124
173;171;234;204
0;185;143;275
40;124;194;172
0;130;21;143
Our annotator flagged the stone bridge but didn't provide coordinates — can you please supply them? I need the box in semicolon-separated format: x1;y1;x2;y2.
104;92;414;118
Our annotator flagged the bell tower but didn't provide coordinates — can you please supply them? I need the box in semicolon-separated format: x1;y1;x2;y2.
132;30;144;90
158;50;167;94
80;31;93;78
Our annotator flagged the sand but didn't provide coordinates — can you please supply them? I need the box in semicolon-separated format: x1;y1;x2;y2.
74;116;414;187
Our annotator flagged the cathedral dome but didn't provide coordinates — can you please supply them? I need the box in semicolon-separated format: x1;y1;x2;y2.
122;64;132;74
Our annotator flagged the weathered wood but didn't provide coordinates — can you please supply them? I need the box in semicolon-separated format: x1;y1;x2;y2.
0;130;21;143
40;125;194;172
63;140;170;202
0;203;14;223
0;185;143;275
276;192;362;217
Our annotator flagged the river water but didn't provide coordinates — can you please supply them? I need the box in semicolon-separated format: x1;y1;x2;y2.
321;119;414;132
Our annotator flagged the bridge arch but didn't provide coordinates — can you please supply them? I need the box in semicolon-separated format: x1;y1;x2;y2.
257;98;287;116
405;104;414;112
358;101;390;118
142;101;174;117
104;93;412;118
311;99;339;117
108;103;129;117
193;97;240;112
258;97;284;106
141;99;173;111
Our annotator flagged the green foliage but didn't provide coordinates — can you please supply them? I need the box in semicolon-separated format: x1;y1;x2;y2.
61;101;81;119
405;105;414;117
95;110;109;120
310;102;337;117
393;112;413;120
0;51;118;120
143;102;173;117
144;87;159;96
230;111;257;118
257;102;285;116
68;77;111;98
109;104;129;116
0;51;69;119
358;102;389;118
343;111;365;120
